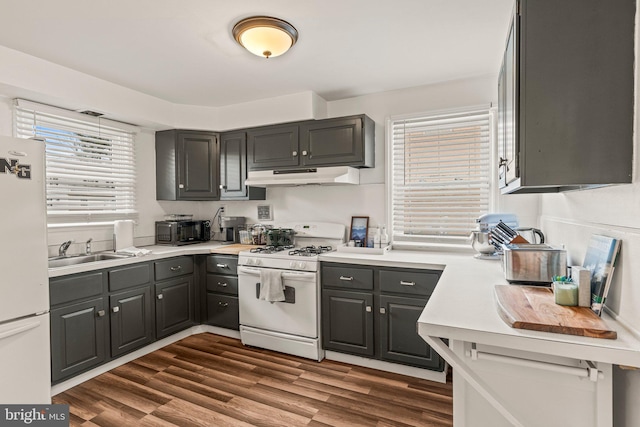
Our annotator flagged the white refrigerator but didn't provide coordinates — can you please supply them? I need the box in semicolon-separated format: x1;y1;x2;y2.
0;135;51;403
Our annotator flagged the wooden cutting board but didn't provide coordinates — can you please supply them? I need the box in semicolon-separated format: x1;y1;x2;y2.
494;285;617;339
210;244;261;255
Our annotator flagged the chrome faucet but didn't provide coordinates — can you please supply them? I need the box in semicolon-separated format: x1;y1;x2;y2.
85;238;93;255
58;240;72;257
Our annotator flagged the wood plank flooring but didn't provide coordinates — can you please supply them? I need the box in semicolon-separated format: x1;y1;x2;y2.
53;333;453;426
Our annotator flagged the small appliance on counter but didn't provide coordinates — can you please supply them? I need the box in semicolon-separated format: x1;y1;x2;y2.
470;213;519;258
218;216;245;244
155;218;211;245
502;243;567;284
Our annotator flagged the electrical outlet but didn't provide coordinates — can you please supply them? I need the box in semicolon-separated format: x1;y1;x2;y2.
219;206;225;215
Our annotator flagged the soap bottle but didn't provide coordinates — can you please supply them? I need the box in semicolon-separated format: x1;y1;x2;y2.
380;226;389;248
373;227;381;248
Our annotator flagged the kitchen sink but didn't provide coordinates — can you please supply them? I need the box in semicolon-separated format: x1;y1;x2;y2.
48;253;135;268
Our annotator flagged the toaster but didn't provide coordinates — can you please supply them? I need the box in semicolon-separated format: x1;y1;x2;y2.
502;244;567;284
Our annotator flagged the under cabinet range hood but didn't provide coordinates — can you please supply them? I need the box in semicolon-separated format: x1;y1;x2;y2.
245;166;359;186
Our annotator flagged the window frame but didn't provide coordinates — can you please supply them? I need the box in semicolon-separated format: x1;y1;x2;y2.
386;105;497;249
14;99;138;225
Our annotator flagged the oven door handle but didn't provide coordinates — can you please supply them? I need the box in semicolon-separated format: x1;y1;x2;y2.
238;267;261;276
238;267;316;282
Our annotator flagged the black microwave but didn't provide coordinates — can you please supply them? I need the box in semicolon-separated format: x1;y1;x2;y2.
155;220;211;246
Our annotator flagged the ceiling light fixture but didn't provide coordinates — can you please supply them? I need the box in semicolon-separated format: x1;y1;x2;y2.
232;16;298;59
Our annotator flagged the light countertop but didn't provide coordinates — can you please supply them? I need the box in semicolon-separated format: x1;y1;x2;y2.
49;245;640;366
48;242;254;278
320;249;640;367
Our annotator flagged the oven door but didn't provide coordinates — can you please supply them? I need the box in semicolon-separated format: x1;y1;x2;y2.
237;266;318;338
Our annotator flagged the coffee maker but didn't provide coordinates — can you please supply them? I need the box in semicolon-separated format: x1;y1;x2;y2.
219;216;245;243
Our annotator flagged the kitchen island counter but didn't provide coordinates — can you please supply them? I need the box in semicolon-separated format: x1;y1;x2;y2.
322;249;640;427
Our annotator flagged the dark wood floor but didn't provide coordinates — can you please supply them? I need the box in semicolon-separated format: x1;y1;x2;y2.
53;333;453;426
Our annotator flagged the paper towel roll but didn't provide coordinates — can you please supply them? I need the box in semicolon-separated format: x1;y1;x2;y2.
114;220;134;251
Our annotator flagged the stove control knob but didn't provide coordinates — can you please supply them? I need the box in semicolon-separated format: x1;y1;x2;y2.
255;259;262;266
289;261;297;269
298;262;307;269
246;258;254;266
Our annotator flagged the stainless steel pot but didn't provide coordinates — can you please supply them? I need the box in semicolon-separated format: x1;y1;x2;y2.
469;230;496;254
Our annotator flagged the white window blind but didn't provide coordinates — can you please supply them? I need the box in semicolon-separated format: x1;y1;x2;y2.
390;107;491;244
14;99;137;223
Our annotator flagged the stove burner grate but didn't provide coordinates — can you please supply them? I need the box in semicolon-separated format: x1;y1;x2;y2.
288;245;333;256
250;245;295;254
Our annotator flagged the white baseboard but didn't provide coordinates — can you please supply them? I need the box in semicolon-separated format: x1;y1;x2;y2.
325;350;448;383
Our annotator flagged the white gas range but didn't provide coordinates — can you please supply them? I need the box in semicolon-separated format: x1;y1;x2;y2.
237;222;345;361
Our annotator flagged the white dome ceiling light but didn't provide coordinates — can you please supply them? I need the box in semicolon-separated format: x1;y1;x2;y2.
232;16;298;59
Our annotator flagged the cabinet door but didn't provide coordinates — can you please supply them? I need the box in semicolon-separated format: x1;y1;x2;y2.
51;297;107;383
301;117;364;167
220;132;247;199
206;293;239;330
110;286;154;358
155;276;195;339
177;132;220;200
321;289;374;356
502;17;517;187
247;124;299;170
379;295;443;370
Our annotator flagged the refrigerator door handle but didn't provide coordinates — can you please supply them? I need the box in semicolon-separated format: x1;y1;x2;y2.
0;319;41;341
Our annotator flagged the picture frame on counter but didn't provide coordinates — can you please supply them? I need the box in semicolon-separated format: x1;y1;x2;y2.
349;216;369;247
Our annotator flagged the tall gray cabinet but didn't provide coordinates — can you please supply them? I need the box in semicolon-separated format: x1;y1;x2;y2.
498;0;635;194
156;130;220;200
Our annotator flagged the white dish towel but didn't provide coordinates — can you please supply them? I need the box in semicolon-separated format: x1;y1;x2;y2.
259;269;285;302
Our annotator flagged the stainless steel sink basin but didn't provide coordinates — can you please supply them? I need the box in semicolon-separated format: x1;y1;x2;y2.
48;253;135;268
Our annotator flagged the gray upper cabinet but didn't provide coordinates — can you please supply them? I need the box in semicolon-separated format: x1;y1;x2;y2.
499;0;635;194
247;124;300;170
220;131;266;200
301;115;374;168
247;114;375;171
156;130;220;200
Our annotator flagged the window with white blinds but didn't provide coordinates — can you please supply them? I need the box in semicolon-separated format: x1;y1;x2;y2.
14;99;137;223
389;107;491;244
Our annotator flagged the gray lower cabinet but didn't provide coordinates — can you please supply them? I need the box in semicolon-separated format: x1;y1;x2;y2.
322;289;374;356
154;254;196;339
321;262;444;371
50;297;107;383
109;286;153;358
204;255;239;330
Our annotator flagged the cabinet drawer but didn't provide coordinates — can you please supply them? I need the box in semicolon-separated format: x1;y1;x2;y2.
206;255;238;275
154;256;194;281
206;273;238;296
206;293;239;330
379;269;440;297
322;265;373;290
50;272;104;306
109;263;151;292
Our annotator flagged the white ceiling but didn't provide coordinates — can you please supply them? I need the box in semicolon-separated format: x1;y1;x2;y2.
0;0;513;108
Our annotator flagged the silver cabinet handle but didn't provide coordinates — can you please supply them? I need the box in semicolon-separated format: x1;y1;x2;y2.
339;276;354;281
157;294;163;300
96;310;105;317
218;282;228;287
179;184;184;189
216;263;228;268
218;302;229;307
380;307;386;314
292;151;298;157
112;306;119;313
366;306;372;312
170;265;182;272
400;281;416;286
302;150;308;156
